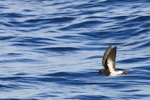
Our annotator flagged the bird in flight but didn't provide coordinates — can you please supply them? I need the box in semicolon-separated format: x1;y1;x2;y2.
99;45;128;76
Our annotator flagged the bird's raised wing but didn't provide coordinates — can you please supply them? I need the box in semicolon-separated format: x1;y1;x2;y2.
102;45;112;67
106;47;117;72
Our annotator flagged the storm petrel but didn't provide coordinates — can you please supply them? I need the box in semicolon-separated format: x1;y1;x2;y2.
99;45;128;76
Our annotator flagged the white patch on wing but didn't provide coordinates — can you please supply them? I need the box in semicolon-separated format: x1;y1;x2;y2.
107;59;115;73
106;46;117;73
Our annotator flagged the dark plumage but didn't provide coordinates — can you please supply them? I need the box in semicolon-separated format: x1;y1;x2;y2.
99;45;128;76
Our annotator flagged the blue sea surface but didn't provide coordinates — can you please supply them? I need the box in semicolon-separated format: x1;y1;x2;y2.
0;0;150;100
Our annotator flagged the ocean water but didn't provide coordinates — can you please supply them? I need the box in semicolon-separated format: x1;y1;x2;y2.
0;0;150;100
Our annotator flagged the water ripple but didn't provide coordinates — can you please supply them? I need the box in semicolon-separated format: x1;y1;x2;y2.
0;0;150;99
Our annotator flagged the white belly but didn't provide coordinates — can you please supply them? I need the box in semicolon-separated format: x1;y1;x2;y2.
109;71;123;76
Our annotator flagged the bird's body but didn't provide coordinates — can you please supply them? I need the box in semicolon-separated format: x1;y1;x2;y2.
99;45;128;76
